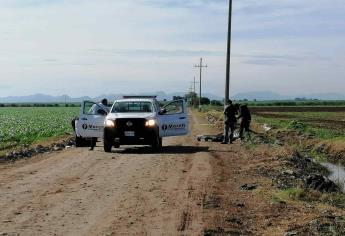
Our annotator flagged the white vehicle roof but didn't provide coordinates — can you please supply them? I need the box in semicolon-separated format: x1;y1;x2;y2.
114;98;155;103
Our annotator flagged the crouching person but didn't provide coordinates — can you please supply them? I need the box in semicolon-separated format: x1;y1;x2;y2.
222;100;237;144
238;104;251;140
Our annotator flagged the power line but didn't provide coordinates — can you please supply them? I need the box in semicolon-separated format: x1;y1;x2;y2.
194;57;207;111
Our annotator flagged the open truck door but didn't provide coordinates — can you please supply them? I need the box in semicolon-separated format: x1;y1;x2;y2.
76;101;108;139
158;99;188;137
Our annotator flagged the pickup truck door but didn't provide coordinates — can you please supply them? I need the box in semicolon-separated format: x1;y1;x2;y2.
76;101;108;138
158;100;188;137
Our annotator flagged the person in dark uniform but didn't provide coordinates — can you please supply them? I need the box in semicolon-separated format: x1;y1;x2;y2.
90;98;109;115
89;98;109;151
222;100;238;144
238;104;251;140
89;137;98;151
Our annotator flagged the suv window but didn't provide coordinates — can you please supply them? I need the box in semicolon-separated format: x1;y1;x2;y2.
111;101;153;113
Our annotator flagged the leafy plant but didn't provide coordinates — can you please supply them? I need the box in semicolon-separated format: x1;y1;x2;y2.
287;120;307;131
0;107;79;150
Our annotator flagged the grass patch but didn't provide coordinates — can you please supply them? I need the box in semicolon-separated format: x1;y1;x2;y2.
272;188;345;209
287;120;307;132
253;115;344;140
272;187;306;203
309;150;328;163
243;138;258;151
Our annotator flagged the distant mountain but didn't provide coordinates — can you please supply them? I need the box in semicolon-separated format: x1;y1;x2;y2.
93;92;222;102
306;93;345;100
0;91;221;103
1;91;344;103
233;91;289;101
0;94;92;103
233;91;345;101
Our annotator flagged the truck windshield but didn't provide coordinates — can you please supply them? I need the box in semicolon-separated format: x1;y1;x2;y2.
111;101;153;113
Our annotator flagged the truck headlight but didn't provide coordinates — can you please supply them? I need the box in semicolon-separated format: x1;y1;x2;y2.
105;119;115;128
145;119;156;127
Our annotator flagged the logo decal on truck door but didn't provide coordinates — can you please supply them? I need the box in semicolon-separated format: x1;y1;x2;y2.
168;124;185;129
82;123;102;131
162;124;185;131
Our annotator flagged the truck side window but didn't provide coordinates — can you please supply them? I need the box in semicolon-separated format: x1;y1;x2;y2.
84;101;105;115
164;100;184;115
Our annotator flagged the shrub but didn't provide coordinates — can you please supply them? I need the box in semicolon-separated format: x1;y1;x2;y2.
287;120;307;131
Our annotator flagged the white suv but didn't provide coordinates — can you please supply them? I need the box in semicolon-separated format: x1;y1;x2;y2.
75;96;189;152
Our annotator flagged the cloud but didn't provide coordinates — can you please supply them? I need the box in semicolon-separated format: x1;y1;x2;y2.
235;53;330;66
0;85;11;90
89;48;223;58
0;0;344;97
140;0;226;9
0;0;66;8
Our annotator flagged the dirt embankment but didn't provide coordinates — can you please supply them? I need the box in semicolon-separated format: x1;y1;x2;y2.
0;111;344;235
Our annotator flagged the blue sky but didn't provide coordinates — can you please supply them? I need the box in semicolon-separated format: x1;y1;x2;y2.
0;0;344;97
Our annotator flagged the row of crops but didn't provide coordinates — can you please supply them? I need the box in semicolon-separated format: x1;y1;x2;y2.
0;107;79;150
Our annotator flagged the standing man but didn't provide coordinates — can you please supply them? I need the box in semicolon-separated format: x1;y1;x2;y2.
222;100;237;144
238;104;252;140
90;98;110;115
89;98;110;151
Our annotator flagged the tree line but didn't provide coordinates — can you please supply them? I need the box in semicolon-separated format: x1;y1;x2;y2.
0;103;79;107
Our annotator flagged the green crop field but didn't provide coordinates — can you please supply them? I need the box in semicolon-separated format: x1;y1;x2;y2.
0;107;79;151
254;111;345;140
199;104;345;141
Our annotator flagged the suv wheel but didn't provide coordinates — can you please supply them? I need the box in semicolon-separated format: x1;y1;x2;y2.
103;138;112;152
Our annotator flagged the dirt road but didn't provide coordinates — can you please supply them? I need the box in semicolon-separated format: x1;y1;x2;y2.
1;112;341;235
0;112;217;236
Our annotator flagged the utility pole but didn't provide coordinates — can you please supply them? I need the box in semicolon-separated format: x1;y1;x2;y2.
194;57;207;111
193;76;199;94
191;76;199;107
225;0;233;107
187;85;193;106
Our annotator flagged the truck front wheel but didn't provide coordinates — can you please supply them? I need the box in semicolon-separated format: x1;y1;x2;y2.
103;138;112;152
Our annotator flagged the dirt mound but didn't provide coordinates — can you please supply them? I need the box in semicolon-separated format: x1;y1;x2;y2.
305;174;340;193
259;152;341;193
0;138;75;162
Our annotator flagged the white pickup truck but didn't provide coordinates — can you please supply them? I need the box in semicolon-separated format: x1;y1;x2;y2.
75;96;189;152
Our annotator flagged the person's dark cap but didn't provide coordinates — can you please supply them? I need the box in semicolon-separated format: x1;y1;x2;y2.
101;98;108;105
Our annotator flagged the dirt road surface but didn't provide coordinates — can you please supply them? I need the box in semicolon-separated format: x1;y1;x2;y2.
0;112;335;235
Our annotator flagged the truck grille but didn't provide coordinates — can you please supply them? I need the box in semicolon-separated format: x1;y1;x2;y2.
115;118;146;132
